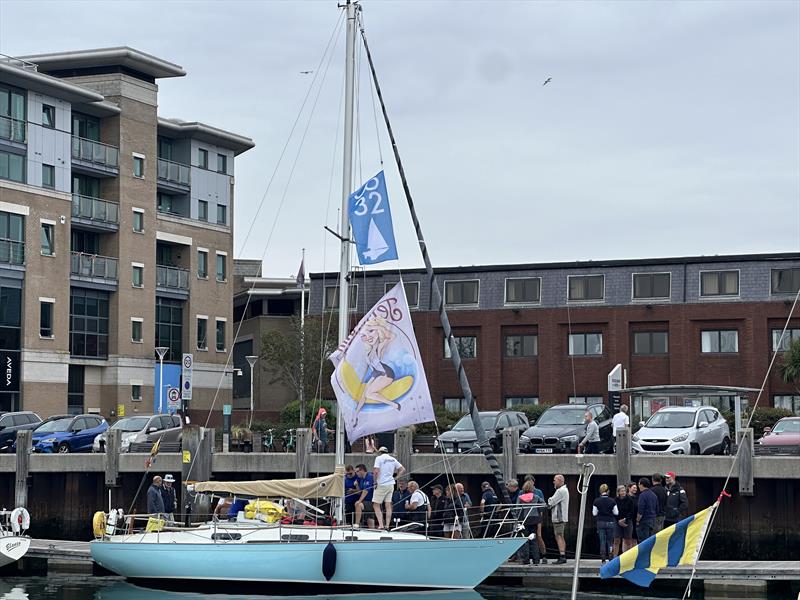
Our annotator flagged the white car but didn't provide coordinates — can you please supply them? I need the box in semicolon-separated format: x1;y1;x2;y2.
631;406;731;455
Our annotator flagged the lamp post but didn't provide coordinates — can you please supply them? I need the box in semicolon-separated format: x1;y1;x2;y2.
155;346;169;414
245;355;258;429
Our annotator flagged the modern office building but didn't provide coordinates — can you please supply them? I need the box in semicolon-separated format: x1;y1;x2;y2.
309;252;800;419
0;48;253;418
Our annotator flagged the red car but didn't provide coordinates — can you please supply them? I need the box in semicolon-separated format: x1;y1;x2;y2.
758;417;800;446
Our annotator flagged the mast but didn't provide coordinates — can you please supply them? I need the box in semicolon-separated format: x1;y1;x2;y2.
299;248;306;426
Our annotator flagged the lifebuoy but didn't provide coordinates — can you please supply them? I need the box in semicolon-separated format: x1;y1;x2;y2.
10;507;30;534
92;511;107;538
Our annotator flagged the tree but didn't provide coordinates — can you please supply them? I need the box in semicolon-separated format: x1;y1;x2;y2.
779;337;800;389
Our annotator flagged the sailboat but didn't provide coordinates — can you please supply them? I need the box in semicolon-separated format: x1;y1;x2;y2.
0;508;31;568
90;2;525;589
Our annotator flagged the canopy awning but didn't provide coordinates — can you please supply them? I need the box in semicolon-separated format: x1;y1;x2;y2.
192;465;345;499
621;385;760;396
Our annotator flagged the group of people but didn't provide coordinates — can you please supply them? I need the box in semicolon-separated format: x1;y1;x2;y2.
146;474;178;521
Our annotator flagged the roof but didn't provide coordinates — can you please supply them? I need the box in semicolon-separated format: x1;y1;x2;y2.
621;385;761;395
158;117;255;155
0;60;104;104
20;47;186;79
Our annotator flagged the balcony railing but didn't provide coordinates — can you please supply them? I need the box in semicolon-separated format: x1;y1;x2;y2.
70;252;118;281
157;265;189;290
71;136;119;169
72;194;119;225
0;115;25;143
0;238;24;265
157;158;190;186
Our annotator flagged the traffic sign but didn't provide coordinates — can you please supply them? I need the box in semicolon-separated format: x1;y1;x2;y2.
181;353;193;401
167;386;181;410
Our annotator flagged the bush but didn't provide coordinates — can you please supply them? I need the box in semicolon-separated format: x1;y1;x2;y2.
279;399;336;430
415;405;463;436
721;407;792;439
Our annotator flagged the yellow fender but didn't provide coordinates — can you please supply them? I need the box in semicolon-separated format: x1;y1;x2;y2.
92;511;107;538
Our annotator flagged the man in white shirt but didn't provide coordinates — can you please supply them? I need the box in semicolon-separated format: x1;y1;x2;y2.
404;480;429;530
372;446;405;529
547;474;570;564
612;404;630;440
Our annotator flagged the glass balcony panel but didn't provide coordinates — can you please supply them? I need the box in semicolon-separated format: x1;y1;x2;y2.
70;252;118;281
157;158;191;186
0;116;25;143
71;136;120;170
71;194;120;225
0;239;25;265
156;265;189;290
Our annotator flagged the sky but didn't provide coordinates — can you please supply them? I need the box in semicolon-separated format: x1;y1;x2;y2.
2;0;798;278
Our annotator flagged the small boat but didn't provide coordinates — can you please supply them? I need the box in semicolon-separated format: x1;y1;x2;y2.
0;508;31;568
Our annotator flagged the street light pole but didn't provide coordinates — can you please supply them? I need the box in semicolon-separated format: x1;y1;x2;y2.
245;355;258;429
155;346;169;415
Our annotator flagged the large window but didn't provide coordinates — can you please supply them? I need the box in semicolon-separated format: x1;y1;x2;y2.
444;398;469;413
701;330;739;353
216;319;226;352
505;278;541;304
568;275;604;301
155;298;183;362
70;288;109;358
40;300;53;338
444;280;479;306
771;268;800;294
197;317;208;350
700;270;739;297
505;334;537;357
0;211;24;266
72;113;100;140
324;285;358;311
772;328;800;352
569;332;602;356
157;193;173;213
67;365;85;415
444;335;477;359
1;84;26;142
384;281;419;307
569;396;604;405
774;395;800;415
633;331;668;355
0;151;25;183
633;273;670;299
506;397;538;408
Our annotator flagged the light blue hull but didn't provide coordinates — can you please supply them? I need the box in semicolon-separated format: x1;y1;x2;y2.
91;537;524;589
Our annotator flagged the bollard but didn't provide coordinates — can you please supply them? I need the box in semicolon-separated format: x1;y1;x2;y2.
737;428;754;496
104;429;121;486
295;427;310;478
616;428;631;490
15;430;31;508
252;431;263;453
222;433;230;453
501;427;519;483
394;427;413;471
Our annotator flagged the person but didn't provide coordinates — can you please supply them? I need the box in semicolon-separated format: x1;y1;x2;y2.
441;485;462;539
214;494;233;519
372;447;405;529
578;411;600;454
404;480;429;531
627;482;639;543
612;404;630;443
506;479;520;504
613;484;636;555
391;478;412;527
592;483;618;563
354;317;400;426
479;481;499;537
636;478;658;541
147;475;165;516
525;475;547;562
651;473;668;532
663;471;689;527
364;434;377;454
311;408;332;453
547;474;570;564
428;484;446;537
515;480;542;565
455;482;473;538
344;464;360;525
161;474;177;522
354;464;375;528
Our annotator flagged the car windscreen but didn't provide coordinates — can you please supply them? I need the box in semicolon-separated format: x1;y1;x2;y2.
772;420;800;434
111;417;150;432
645;411;695;429
34;418;73;433
536;409;585;426
452;415;496;431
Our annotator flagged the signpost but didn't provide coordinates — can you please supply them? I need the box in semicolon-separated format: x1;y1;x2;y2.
181;353;193;415
167;386;181;411
608;363;623;412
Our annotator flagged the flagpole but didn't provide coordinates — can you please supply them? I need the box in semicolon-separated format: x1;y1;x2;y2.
299;248;306;427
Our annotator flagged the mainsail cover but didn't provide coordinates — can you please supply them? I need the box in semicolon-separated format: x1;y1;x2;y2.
193;465;344;499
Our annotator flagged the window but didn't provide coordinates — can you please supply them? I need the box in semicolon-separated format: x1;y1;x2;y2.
324;285;358;310
772;328;800;352
133;155;144;178
72;113;99;140
1;84;26;142
444;398;469;413
700;270;739;297
701;330;739;353
197;317;208;350
506;397;538;408
216;253;227;282
771;268;800;294
444;280;479;306
216;319;226;351
444;335;477;359
384;281;419;307
568;275;604;301
40;300;53;338
132;209;144;233
155;297;183;361
0;151;25;183
505;334;537;357
633;273;670;299
569;332;603;355
157;193;173;213
505;278;541;304
67;365;85;414
569;396;604;405
774;395;800;415
0;211;25;265
132;264;144;288
198;250;208;278
198;200;208;221
42;104;55;128
633;331;669;355
216;204;227;225
69;289;109;358
42;164;55;189
131;318;143;343
40;222;55;256
131;384;142;401
198;148;208;169
217;153;227;174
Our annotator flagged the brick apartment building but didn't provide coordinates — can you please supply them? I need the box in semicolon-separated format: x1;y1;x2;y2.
309;253;800;419
0;48;253;418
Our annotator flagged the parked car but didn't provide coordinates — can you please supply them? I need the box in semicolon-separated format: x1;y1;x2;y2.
0;411;42;452
93;414;181;452
436;410;529;454
632;406;730;455
757;417;800;446
125;414;183;452
519;403;614;454
29;414;108;453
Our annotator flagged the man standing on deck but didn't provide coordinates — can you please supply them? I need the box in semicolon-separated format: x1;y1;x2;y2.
372;447;405;530
578;411;601;454
548;474;570;564
636;477;658;541
391;478;412;527
651;473;668;531
161;474;177;522
147;475;165;517
664;471;689;527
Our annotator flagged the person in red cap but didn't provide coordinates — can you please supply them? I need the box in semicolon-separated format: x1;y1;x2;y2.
312;408;332;453
663;471;688;528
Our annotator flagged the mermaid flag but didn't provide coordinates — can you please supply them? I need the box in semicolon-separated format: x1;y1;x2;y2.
329;282;434;442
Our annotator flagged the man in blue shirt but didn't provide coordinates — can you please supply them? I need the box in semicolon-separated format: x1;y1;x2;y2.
344;464;360;526
636;477;658;541
354;463;375;529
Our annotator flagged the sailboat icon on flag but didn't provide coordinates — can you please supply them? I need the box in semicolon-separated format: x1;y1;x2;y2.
363;219;390;261
348;171;398;265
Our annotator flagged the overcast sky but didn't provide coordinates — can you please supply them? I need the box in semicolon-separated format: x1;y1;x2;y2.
2;1;798;277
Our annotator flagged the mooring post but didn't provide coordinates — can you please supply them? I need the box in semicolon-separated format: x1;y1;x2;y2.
182;425;212;483
104;428;121;487
295;427;310;478
394;427;413;472
15;430;31;508
501;427;519;483
252;431;263;453
616;428;631;489
737;428;754;496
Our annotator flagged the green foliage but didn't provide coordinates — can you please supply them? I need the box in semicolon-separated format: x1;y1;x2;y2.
780;338;800;388
280;398;337;429
516;403;547;426
721;407;792;439
415;405;462;436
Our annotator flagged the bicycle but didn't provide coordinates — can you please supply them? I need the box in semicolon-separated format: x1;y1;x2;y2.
282;429;296;453
263;428;278;452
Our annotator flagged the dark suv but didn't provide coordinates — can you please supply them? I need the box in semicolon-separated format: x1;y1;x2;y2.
436;410;529;454
0;411;42;452
519;403;614;454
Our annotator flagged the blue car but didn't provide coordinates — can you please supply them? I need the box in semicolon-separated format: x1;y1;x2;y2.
30;414;108;453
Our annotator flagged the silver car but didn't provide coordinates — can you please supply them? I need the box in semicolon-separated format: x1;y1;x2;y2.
631;406;731;455
93;414;181;453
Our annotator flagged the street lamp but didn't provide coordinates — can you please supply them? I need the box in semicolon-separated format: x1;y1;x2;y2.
245;355;258;429
155;346;169;414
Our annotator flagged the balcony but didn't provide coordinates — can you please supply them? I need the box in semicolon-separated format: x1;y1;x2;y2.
0;115;25;144
0;238;24;266
157;158;191;192
71;194;119;232
70;252;118;289
71;136;119;177
156;264;190;299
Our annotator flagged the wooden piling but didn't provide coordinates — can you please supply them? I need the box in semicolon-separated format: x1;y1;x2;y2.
501;427;519;482
182;426;212;483
15;430;31;508
394;427;413;472
104;429;120;487
737;428;754;496
295;427;310;478
616;428;631;489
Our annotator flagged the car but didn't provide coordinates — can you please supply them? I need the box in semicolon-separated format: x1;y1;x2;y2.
29;414;108;453
631;406;730;455
757;417;800;446
519;403;614;454
93;414;181;452
435;410;529;454
0;411;42;452
123;414;182;452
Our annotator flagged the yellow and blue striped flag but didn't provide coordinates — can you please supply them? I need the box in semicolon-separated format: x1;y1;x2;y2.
600;504;716;587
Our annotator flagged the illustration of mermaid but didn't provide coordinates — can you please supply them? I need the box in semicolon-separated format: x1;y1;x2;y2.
354;316;400;425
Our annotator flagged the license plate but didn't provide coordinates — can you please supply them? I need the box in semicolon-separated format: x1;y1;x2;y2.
445;448;454;453
534;448;554;454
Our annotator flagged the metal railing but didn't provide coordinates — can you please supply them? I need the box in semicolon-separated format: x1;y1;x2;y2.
71;136;119;169
0;238;24;265
70;252;118;281
157;264;189;289
157;158;191;186
72;194;119;225
0;115;25;143
0;53;38;71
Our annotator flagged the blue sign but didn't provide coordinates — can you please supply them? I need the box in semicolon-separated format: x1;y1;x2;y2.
348;171;398;265
153;364;181;414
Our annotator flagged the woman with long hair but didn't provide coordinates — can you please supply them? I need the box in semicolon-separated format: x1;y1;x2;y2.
355;317;399;424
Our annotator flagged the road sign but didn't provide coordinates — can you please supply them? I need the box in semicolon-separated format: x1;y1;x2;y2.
182;353;193;401
167;386;181;410
117;404;125;417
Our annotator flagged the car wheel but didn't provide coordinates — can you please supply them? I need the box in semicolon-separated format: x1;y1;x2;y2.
718;437;731;456
57;442;70;454
689;443;700;456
